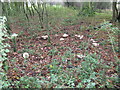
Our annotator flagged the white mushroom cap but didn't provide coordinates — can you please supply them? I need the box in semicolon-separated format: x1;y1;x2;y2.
75;35;84;39
60;38;64;41
63;33;69;38
79;35;84;39
92;43;99;46
77;54;85;59
11;33;18;38
41;35;48;39
23;52;29;58
90;39;96;43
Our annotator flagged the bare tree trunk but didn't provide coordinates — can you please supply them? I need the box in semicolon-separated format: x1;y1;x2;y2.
112;1;118;22
118;12;120;22
0;1;2;16
22;2;29;22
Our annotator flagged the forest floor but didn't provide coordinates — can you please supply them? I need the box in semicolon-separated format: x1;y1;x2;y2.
4;7;120;88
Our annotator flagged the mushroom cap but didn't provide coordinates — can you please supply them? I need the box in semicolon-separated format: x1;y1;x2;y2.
23;52;29;58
